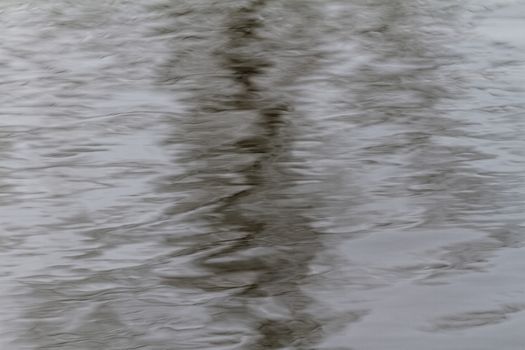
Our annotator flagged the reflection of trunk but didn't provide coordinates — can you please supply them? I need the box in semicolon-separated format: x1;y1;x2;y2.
157;1;330;348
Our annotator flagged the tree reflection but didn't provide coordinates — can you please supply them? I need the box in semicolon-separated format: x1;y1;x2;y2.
155;1;332;349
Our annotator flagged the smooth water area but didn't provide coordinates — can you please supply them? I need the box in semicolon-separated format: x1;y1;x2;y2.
1;1;525;349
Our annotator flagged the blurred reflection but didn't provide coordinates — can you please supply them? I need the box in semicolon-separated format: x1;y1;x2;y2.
156;1;331;348
352;0;524;273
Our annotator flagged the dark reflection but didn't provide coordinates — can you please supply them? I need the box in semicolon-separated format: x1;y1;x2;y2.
155;1;334;348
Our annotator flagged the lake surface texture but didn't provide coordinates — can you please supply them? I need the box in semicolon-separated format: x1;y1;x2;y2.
1;1;525;349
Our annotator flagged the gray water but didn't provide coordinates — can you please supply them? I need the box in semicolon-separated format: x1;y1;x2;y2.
1;0;525;349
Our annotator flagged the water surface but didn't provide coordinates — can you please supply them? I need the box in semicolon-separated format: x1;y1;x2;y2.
1;1;525;349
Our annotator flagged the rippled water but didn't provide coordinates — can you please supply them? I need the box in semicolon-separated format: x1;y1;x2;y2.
1;0;525;349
